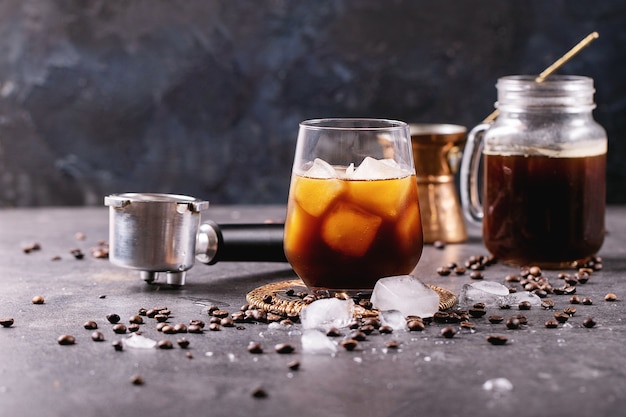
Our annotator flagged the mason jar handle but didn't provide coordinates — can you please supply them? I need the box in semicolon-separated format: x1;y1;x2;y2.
460;123;490;224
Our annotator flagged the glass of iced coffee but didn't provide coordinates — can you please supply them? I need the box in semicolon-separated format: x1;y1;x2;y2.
284;118;423;296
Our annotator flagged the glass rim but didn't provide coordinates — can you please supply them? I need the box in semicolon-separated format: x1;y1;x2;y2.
497;75;594;87
300;118;408;131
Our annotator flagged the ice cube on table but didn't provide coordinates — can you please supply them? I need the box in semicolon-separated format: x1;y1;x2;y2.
300;298;355;331
321;202;382;257
371;275;440;318
502;290;542;307
301;329;338;355
123;333;157;349
379;309;407;331
459;281;540;308
349;157;407;180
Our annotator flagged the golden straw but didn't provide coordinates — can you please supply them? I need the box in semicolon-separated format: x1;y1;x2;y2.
482;31;599;124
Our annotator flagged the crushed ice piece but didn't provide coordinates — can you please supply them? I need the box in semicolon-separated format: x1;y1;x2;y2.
379;310;407;331
303;158;338;179
123;333;157;349
301;330;338;355
349;157;406;180
300;298;355;330
371;275;440;318
482;377;514;393
459;281;541;308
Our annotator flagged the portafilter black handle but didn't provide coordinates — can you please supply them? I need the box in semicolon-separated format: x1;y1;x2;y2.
195;221;287;265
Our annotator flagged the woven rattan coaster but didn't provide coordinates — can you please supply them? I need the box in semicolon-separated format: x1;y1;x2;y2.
246;279;457;319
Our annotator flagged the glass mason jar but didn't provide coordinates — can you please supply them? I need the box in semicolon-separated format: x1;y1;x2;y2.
460;75;607;268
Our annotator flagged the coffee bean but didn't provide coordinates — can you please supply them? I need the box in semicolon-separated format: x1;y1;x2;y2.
83;320;98;330
1;318;15;328
505;317;521;330
486;335;508;345
174;323;188;333
518;301;532;310
251;386;268;398
57;334;76;345
138;308;147;316
154;314;169;323
407;319;425;332
91;331;105;341
211;309;229;318
128;324;140;333
189;319;205;328
32;295;45;305
340;339;359;351
106;314;121;324
433;240;445;249
554;312;569;323
441;326;457;338
130;375;144;385
460;321;475;330
570;295;581;304
247;342;263;354
544;319;559;329
468;308;487;318
287;360;300;371
188;324;203;334
185;352;194;359
528;266;542;277
469;271;484;280
220;318;235;328
161;325;176;334
112;340;124;351
505;274;521;283
177;338;190;348
604;293;618;302
112;324;127;334
541;299;555;310
582;297;593;305
208;323;220;331
582;317;596;328
157;339;174;349
275;343;295;354
359;324;376;335
488;315;504;324
436;266;451;276
129;315;144;325
379;325;393;334
563;306;577;316
146;309;159;318
349;331;367;341
326;327;342;337
385;340;400;349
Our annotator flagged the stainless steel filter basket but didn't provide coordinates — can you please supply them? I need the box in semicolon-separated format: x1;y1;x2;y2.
104;193;209;285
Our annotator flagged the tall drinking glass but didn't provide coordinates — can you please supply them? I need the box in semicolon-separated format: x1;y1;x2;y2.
284;118;423;296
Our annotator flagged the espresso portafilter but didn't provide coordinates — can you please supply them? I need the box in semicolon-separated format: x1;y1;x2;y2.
104;193;286;286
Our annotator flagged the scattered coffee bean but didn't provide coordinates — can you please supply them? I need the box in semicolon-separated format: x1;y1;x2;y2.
340;339;359;351
251;386;268;398
469;271;484;280
208;323;220;331
287;360;300;371
604;293;617;302
185;352;194;359
156;322;167;332
188;324;203;334
112;324;127;334
582;297;593;305
468;308;487;318
563;306;577;316
570;295;581;304
582;317;596;328
385;340;400;349
130;375;144;385
275;343;295;354
554;312;570;323
436;266;451;276
112;340;124;351
407;319;425;332
32;295;45;305
247;342;264;354
91;331;105;341
544;319;559;328
441;326;457;338
0;318;14;328
129;315;143;325
106;314;121;324
379;325;393;334
174;323;188;333
128;324;140;333
177;338;190;348
349;330;367;341
460;321;475;330
57;334;76;345
220;317;235;328
138;308;147;316
22;242;41;253
488;315;504;324
433;240;445;249
70;248;85;259
454;266;467;275
486;335;508;345
505;317;521;330
154;314;169;323
161;325;176;334
505;274;521;283
211;309;229;318
157;339;174;349
326;327;342;337
83;320;98;330
359;324;376;335
541;299;555;310
146;309;159;318
518;301;532;310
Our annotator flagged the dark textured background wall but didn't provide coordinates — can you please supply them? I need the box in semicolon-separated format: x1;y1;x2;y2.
0;0;624;207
